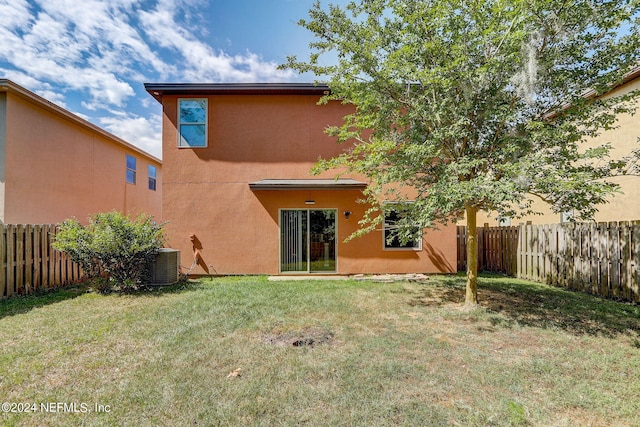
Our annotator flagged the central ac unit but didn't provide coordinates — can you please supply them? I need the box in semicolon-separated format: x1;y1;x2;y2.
148;248;180;285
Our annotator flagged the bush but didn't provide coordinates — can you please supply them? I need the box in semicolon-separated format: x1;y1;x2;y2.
53;212;166;293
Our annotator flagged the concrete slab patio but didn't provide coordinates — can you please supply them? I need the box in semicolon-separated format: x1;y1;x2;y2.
268;273;430;282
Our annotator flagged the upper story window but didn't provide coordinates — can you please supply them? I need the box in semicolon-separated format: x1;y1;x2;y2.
148;165;157;191
178;99;207;148
383;204;422;250
126;154;136;184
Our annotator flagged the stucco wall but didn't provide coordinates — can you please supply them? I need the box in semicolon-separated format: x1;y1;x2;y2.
2;91;161;224
471;77;640;227
160;93;456;275
0;93;6;222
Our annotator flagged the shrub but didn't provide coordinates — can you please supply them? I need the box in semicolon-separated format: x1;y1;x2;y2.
53;211;166;292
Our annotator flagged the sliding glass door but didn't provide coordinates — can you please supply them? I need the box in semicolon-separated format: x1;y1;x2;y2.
280;209;336;273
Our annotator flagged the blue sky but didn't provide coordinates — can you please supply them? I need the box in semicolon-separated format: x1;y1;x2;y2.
0;0;347;158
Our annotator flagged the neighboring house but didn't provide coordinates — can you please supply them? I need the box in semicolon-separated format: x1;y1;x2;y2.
145;83;456;275
0;79;162;224
475;66;640;226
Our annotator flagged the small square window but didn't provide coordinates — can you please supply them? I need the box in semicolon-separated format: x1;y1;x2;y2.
498;216;511;226
148;165;157;191
560;210;574;223
383;204;422;250
126;154;136;184
178;99;207;148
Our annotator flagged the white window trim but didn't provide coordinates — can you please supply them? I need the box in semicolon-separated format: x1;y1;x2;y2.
560;210;574;223
382;202;423;251
178;98;208;148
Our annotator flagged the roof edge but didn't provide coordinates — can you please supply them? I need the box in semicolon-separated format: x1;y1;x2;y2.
144;82;331;103
249;178;367;191
0;78;161;164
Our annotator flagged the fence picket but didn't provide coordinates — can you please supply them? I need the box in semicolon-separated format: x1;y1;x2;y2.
32;225;41;291
632;221;640;303
457;220;640;304
25;225;33;294
6;225;15;297
609;222;620;298
0;224;81;299
0;226;5;298
41;226;49;290
620;222;631;300
590;223;599;295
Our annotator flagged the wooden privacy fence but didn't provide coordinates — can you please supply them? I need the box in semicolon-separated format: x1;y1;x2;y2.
457;221;640;303
1;224;82;299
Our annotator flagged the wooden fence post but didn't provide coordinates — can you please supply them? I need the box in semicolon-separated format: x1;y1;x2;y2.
456;220;640;303
25;224;33;294
16;225;25;295
41;225;49;290
597;222;608;297
620;222;631;301
517;224;525;279
6;225;15;297
609;222;620;298
32;225;41;291
632;221;640;303
590;222;599;295
0;225;5;298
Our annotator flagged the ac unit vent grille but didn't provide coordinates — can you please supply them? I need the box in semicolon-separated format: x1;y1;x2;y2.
149;249;179;285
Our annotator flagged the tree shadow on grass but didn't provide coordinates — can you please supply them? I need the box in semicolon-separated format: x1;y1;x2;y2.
0;279;204;319
0;284;90;320
409;273;640;340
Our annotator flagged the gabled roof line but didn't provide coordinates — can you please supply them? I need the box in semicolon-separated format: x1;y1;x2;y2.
0;78;161;164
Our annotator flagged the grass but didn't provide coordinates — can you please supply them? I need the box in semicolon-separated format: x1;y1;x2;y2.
1;274;639;426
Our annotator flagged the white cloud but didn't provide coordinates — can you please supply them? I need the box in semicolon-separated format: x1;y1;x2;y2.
0;0;140;107
0;68;70;107
0;0;31;29
0;0;300;156
139;2;294;82
99;114;162;159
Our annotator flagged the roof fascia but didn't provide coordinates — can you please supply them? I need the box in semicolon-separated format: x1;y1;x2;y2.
0;79;161;164
144;82;331;103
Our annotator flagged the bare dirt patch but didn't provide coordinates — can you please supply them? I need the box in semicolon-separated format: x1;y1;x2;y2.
263;326;334;348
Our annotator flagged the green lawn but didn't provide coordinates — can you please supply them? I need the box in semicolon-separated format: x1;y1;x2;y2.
1;274;639;426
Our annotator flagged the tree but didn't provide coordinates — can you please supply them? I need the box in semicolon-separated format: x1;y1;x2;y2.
284;0;640;306
53;212;165;292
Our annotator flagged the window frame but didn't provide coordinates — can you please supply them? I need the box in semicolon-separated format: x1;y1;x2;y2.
148;164;157;191
178;98;208;148
560;210;574;223
126;154;136;184
382;203;423;251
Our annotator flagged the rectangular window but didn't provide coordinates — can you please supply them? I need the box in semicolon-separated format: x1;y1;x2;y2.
560;210;574;223
126;154;136;184
178;98;207;148
148;165;157;191
383;204;422;250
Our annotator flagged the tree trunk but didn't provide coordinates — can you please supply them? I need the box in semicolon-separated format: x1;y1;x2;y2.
465;205;479;306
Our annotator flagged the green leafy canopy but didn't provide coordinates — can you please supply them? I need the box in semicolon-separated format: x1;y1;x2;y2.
284;0;640;304
284;0;640;230
53;211;166;292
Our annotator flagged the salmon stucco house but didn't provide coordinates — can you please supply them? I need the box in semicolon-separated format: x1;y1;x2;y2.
0;79;162;224
145;83;456;275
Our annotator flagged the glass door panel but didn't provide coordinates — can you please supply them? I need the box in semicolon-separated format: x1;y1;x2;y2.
309;210;336;272
280;210;308;272
280;209;336;273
